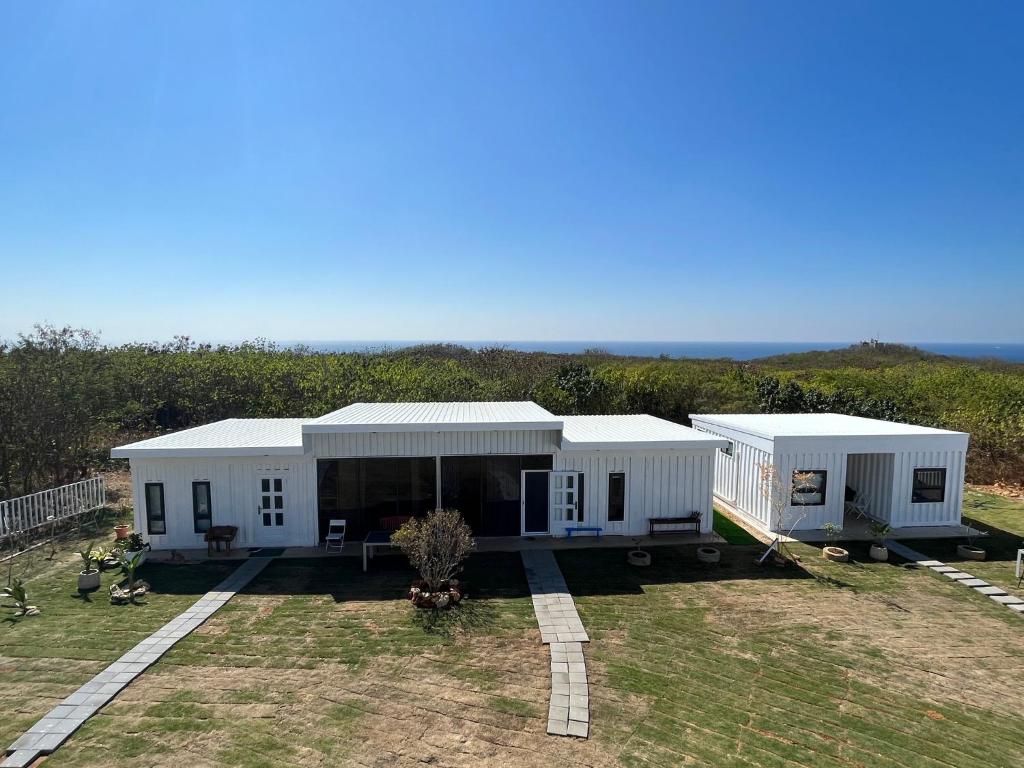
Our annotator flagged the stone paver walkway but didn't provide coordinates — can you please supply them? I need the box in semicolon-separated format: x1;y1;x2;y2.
887;541;1024;616
2;557;273;768
521;550;590;738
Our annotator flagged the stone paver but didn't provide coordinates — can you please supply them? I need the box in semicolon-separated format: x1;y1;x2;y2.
886;541;1024;620
521;550;590;739
2;557;273;767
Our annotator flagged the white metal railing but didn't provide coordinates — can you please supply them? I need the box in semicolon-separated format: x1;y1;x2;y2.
0;477;107;539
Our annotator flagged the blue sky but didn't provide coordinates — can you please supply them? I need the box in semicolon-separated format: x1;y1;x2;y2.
0;1;1021;344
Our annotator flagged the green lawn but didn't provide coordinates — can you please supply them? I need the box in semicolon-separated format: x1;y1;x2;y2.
3;512;1024;767
902;489;1024;594
713;507;760;545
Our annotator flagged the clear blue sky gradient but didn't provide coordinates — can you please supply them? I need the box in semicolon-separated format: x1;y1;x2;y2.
0;2;1021;343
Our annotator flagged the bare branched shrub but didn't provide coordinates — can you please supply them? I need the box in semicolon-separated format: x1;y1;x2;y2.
390;509;473;592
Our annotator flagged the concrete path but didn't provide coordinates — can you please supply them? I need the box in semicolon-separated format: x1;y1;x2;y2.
521;550;590;738
2;557;273;768
887;541;1024;616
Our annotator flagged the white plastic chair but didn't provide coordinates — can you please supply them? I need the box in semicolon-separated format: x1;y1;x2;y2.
845;492;871;520
325;519;347;553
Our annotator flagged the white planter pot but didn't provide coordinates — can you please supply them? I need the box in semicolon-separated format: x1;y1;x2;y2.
869;544;888;562
696;547;721;564
822;546;849;563
956;544;986;561
77;570;101;591
124;550;148;566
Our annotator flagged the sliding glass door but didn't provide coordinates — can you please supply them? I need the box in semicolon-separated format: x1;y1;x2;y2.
316;457;436;540
441;455;553;536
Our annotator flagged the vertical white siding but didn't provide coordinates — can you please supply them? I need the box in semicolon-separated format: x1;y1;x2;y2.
310;429;561;458
129;456;318;550
552;450;716;535
845;453;895;523
695;425;774;530
773;451;846;531
890;449;965;526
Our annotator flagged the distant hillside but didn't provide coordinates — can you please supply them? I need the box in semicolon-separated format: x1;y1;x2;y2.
750;341;1011;370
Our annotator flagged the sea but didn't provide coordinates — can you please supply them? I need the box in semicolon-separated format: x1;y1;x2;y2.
283;341;1024;364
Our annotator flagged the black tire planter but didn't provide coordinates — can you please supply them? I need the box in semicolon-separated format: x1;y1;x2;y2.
627;550;651;567
696;547;721;564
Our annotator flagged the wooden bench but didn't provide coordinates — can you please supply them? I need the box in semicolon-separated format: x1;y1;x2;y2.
565;526;603;539
204;525;238;555
648;514;702;536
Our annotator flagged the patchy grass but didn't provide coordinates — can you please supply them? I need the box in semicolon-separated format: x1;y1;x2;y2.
902;489;1024;595
713;507;760;545
6;527;1024;767
559;543;1024;767
0;522;234;748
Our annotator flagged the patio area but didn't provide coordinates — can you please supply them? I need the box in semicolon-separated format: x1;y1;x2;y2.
146;530;725;563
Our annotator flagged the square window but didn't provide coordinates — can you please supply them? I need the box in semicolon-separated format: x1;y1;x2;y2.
720;442;734;457
912;468;946;503
791;470;827;506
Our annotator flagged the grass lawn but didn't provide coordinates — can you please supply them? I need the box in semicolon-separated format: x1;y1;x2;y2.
0;517;236;749
902;489;1024;595
4;509;1024;767
713;507;760;545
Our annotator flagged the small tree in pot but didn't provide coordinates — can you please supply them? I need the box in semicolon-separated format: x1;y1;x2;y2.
868;522;892;562
391;509;473;609
76;541;103;591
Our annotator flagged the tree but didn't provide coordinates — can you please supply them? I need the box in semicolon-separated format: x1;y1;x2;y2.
390;509;473;593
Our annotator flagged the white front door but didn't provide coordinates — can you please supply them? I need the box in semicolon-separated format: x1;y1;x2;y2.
549;471;581;536
255;474;289;545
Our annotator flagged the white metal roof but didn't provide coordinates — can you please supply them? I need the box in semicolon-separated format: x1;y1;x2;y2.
304;401;562;433
559;415;728;451
111;419;307;458
690;413;967;440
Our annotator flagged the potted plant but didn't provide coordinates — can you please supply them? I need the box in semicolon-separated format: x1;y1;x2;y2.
110;550;149;605
123;533;150;566
957;529;986;561
77;541;102;591
820;522;849;563
390;509;473;610
2;578;39;616
114;523;131;540
627;537;651;567
868;522;892;562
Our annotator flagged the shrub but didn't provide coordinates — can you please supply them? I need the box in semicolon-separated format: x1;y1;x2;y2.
390;509;473;592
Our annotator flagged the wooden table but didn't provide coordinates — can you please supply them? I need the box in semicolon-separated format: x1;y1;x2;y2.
363;530;392;572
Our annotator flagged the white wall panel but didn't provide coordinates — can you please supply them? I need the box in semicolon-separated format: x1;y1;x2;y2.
310;430;560;458
553;450;716;535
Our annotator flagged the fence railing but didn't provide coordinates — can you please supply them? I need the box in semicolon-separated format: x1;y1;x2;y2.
0;477;107;539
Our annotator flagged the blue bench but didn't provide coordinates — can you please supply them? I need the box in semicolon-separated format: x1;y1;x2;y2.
566;526;603;539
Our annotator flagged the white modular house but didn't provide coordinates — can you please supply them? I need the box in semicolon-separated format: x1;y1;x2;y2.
689;413;970;535
111;402;726;550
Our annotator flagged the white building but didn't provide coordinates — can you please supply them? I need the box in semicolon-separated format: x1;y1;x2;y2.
111;402;726;550
689;413;969;535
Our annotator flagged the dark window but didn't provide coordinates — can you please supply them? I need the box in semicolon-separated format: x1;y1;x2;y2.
192;481;212;533
317;457;437;539
720;442;734;457
791;470;827;506
912;468;946;503
441;455;554;536
145;483;166;535
608;472;625;522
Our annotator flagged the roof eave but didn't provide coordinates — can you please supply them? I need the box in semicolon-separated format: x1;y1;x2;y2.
302;420;564;434
560;439;727;452
110;446;307;459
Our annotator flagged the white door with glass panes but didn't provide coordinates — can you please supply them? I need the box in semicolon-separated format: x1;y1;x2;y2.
550;471;582;536
255;475;289;545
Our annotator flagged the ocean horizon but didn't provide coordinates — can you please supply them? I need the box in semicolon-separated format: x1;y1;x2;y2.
281;340;1024;364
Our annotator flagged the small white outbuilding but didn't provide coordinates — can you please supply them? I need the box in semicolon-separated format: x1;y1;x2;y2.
689;413;969;535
